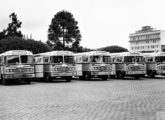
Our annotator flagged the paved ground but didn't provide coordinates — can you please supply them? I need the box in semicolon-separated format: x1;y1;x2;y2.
0;78;165;120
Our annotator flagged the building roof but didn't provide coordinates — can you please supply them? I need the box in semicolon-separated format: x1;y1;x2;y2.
129;26;161;36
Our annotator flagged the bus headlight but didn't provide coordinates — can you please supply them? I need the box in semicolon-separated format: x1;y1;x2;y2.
107;66;112;70
6;69;14;72
70;67;75;71
157;66;161;70
53;68;57;71
27;68;33;72
53;68;59;71
127;66;132;70
93;67;99;70
140;66;145;70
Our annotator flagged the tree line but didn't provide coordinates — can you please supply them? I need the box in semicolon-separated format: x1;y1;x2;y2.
0;11;128;54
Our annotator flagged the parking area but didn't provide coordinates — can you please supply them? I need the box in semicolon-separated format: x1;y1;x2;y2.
0;78;165;120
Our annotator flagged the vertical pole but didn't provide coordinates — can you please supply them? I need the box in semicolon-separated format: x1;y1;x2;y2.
63;27;64;50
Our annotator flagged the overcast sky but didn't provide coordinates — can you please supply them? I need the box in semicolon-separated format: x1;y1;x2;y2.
1;0;165;50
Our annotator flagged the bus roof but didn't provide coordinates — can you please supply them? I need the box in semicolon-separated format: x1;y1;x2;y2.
0;50;33;56
142;52;165;57
35;51;74;56
74;51;110;56
110;52;142;57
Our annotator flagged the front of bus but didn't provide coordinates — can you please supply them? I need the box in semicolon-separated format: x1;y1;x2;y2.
50;55;75;82
155;56;165;75
4;51;34;83
124;55;146;78
91;55;114;80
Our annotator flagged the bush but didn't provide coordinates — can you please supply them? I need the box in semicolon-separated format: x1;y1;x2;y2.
0;37;52;54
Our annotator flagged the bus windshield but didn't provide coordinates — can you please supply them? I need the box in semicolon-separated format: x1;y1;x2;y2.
124;56;144;63
124;56;135;62
6;55;33;64
155;56;165;62
20;55;33;64
91;56;101;63
64;56;74;64
6;55;19;64
103;56;111;63
136;56;144;62
51;56;63;64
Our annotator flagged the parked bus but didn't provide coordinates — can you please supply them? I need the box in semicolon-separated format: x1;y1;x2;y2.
143;52;165;78
74;51;116;80
34;51;75;82
110;52;146;79
0;50;34;85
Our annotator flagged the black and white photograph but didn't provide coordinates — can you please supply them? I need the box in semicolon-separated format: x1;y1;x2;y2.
0;0;165;120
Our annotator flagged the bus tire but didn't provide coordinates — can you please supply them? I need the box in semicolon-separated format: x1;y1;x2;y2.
26;79;31;84
117;72;124;79
83;72;91;80
135;75;139;79
109;75;115;79
79;76;84;80
148;71;155;78
2;77;8;85
101;76;108;80
66;77;72;82
44;74;51;81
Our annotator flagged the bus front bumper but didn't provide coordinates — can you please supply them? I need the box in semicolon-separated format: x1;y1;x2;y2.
51;72;75;77
91;71;110;76
4;74;34;79
126;71;146;75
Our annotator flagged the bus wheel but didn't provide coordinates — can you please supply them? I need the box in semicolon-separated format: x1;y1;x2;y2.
135;75;139;79
148;71;155;78
66;77;72;82
110;75;115;79
45;75;51;81
83;72;91;80
101;76;108;80
118;72;124;79
79;76;84;80
26;79;31;84
2;78;8;85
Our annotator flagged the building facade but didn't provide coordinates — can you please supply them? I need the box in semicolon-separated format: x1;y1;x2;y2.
129;26;165;53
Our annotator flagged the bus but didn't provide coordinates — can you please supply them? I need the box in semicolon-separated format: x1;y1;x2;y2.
143;52;165;78
0;50;34;85
74;51;116;80
110;52;146;79
34;51;75;82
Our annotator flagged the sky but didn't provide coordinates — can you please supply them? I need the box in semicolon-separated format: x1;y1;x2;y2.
1;0;165;50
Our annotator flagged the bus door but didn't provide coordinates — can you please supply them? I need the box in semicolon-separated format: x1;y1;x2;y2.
34;56;46;78
145;56;157;78
155;56;165;76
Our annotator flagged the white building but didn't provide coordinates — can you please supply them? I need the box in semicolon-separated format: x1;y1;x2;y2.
129;26;165;53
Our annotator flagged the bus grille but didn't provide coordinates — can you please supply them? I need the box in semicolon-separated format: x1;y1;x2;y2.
16;68;26;73
130;66;144;71
99;66;107;71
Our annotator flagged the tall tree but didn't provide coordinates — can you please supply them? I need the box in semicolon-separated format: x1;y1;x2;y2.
6;12;23;37
0;12;23;40
47;10;81;51
0;29;7;40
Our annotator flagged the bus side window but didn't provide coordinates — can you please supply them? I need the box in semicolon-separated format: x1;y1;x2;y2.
0;56;2;64
82;56;88;62
112;58;116;62
76;56;81;63
146;57;153;62
44;57;49;63
116;57;122;62
35;57;40;63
